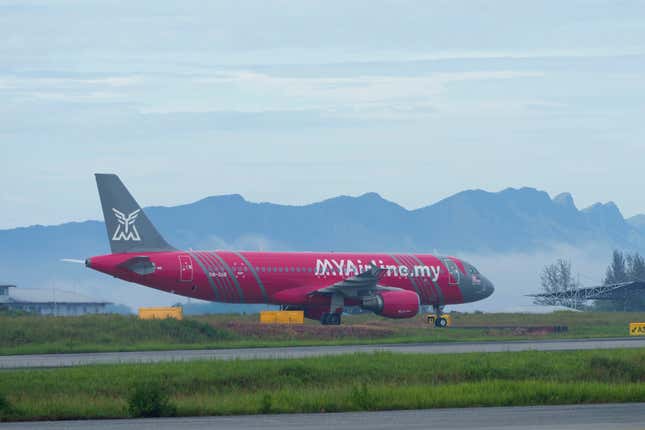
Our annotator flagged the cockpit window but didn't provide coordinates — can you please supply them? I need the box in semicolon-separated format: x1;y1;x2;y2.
468;266;479;275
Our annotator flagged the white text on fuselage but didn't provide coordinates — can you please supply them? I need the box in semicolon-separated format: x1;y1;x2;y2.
315;259;440;281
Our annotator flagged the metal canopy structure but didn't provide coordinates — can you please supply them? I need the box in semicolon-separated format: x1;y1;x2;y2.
1;285;112;316
529;281;645;310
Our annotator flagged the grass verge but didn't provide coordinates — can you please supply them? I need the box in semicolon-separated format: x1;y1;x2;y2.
1;349;644;421
1;311;645;355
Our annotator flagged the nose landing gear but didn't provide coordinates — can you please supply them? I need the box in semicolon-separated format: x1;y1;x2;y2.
427;305;449;328
435;316;448;327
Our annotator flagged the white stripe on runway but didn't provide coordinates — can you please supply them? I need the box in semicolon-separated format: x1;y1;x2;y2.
1;337;644;369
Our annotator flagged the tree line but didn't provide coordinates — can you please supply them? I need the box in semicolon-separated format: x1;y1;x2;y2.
603;250;645;285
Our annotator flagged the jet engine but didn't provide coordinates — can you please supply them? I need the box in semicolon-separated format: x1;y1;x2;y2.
361;289;420;318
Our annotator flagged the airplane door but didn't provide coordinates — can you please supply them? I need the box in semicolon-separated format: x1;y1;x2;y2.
178;255;193;282
442;258;459;286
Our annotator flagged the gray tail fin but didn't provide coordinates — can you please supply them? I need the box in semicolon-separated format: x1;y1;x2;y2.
95;174;175;254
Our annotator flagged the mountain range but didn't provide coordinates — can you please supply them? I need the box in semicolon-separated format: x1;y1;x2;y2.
1;187;644;304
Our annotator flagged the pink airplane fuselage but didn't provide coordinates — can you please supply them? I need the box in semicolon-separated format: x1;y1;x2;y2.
87;250;491;309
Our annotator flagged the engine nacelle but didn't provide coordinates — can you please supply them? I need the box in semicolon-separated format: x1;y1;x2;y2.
361;289;420;319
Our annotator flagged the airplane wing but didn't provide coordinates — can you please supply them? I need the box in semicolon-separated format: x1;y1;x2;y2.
310;264;402;298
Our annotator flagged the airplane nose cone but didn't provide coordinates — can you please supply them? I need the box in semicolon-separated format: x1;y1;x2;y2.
462;273;495;303
482;276;495;298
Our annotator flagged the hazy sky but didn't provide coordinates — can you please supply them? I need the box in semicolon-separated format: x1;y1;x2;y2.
2;0;645;229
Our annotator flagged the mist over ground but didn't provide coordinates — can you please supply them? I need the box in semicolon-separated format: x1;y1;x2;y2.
457;244;612;312
31;243;614;313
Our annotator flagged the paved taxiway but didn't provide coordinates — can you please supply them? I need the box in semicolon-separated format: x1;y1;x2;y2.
2;403;644;429
1;337;644;369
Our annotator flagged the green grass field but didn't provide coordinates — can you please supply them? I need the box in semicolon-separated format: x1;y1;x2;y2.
0;349;644;421
1;311;644;355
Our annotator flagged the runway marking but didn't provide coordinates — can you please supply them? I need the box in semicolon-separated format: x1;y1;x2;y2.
1;337;644;369
1;403;644;429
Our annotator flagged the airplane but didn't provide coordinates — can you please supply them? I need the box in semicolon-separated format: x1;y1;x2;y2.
84;174;495;326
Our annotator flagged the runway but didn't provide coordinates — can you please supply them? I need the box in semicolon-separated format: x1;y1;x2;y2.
1;337;644;369
2;403;644;429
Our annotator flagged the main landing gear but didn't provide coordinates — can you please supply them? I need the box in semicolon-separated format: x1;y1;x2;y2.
321;293;343;325
321;312;342;325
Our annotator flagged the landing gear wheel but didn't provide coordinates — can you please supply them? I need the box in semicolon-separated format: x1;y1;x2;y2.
330;313;341;325
321;313;342;325
435;317;448;328
432;305;446;328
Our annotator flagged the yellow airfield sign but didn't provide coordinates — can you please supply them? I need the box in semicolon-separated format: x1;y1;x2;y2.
629;322;645;336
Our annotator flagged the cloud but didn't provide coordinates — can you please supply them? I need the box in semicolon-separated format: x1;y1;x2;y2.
195;70;544;100
138;69;543;117
0;75;142;103
192;234;288;252
0;75;141;89
0;68;543;118
367;48;645;64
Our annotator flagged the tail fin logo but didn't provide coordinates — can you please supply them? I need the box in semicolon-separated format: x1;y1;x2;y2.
111;208;141;241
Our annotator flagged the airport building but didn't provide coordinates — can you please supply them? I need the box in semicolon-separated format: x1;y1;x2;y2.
0;284;111;316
